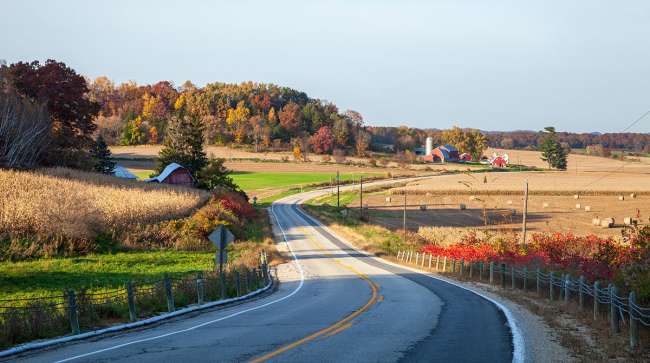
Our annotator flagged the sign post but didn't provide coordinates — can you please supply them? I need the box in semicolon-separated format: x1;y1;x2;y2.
209;225;235;298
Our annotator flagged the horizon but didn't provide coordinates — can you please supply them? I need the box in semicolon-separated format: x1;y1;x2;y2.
3;1;650;133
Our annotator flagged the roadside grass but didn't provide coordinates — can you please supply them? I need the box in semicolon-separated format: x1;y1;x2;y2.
0;251;215;301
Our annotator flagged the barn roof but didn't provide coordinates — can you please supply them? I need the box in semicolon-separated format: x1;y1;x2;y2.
145;163;187;183
113;165;138;180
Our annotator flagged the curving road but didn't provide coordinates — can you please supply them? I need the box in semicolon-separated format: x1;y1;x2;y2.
9;182;518;363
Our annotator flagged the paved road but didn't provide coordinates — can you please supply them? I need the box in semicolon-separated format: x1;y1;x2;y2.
10;182;517;363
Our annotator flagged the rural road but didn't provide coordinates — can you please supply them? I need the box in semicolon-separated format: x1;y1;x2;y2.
10;180;519;363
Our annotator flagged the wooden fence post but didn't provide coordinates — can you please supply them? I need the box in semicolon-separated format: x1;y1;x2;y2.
67;289;80;335
421;253;426;268
415;252;419;266
578;276;585;310
435;256;440;272
460;259;465;277
443;256;448;272
610;284;620;333
469;262;474;279
397;251;402;261
564;275;570;304
511;266;516;289
428;254;432;270
451;258;456;273
489;262;494;284
630;291;639;350
522;267;528;291
197;272;205;305
164;274;174;312
536;268;541;296
235;271;241;297
480;261;484;281
126;281;137;322
593;281;600;320
500;264;506;288
549;272;555;301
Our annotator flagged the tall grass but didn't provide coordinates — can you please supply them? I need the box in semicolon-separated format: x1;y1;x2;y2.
0;167;209;259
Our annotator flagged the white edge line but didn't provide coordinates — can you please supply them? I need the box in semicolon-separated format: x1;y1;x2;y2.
1;201;305;362
294;197;526;363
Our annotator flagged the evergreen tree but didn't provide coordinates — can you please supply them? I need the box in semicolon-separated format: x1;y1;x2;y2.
539;126;567;170
196;157;244;196
157;115;207;176
91;135;115;174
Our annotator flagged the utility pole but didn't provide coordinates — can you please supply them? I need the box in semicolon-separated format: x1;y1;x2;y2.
359;176;363;220
521;180;528;246
403;192;407;245
336;170;340;208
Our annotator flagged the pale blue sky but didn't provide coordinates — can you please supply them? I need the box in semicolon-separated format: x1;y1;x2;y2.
2;1;650;132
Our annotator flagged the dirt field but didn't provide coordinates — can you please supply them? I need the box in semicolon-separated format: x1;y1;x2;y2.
351;191;647;239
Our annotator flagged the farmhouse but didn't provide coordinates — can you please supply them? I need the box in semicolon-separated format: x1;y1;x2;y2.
422;144;460;163
145;163;194;187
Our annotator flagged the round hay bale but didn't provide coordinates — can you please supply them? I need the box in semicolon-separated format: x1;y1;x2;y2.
624;217;634;225
592;217;601;226
575;203;581;209
385;197;391;203
506;200;513;205
542;202;549;208
600;218;615;228
618;195;625;201
630;193;636;199
574;194;580;199
459;203;467;210
469;196;476;201
584;206;591;212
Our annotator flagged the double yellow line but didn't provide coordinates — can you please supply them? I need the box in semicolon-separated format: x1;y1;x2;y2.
250;228;380;363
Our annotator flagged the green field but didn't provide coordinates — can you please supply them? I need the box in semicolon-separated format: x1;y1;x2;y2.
0;251;214;300
231;172;379;191
127;169;380;192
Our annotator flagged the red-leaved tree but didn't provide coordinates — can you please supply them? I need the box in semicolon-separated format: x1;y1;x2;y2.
310;126;334;154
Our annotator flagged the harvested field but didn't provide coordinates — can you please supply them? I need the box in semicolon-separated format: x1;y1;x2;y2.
394;171;650;195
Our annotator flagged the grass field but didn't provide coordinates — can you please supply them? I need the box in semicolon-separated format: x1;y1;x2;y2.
0;251;214;300
231;171;380;191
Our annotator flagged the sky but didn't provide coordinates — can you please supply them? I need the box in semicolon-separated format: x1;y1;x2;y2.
2;1;650;133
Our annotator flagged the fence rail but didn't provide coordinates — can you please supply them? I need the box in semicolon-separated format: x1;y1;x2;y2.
0;252;272;349
396;250;648;350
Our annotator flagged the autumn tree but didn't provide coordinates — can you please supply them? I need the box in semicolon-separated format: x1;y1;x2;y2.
332;116;350;147
7;59;100;167
226;101;250;143
355;130;371;156
310;126;334;154
279;102;302;133
442;126;487;161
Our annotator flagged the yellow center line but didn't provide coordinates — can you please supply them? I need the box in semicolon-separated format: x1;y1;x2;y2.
249;227;379;363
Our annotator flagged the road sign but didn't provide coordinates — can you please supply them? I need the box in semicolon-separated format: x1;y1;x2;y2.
209;225;235;272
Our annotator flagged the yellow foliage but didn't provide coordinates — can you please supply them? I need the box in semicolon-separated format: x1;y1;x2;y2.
226;101;250;127
174;93;186;110
293;145;302;161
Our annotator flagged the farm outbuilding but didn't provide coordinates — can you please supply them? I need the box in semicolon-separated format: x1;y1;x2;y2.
422;144;459;163
459;153;472;162
491;156;508;168
112;165;138;180
145;163;194;187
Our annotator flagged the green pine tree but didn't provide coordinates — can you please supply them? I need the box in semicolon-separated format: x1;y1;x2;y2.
539;126;567;170
91;135;116;174
157;115;207;176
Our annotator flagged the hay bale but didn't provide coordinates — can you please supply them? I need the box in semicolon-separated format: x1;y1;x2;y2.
575;203;581;209
618;195;625;201
542;202;549;208
592;217;601;226
385;197;391;203
630;193;636;199
624;217;634;225
600;218;615;228
584;206;591;212
574;194;580;199
506;200;513;205
469;196;476;201
460;203;467;210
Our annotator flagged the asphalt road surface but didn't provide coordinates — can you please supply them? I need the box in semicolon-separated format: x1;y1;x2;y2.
10;182;518;363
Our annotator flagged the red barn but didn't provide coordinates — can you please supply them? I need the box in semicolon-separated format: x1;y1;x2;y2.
422;144;459;163
145;163;194;187
491;156;508;168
